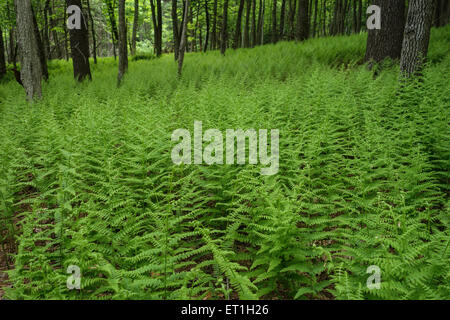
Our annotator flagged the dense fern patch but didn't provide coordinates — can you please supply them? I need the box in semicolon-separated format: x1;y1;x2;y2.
0;28;449;300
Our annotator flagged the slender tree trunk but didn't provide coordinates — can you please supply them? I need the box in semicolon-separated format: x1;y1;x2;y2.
221;0;229;54
234;0;246;49
118;0;128;85
172;0;180;59
31;6;49;81
400;0;435;78
244;0;251;47
204;0;210;52
296;0;309;40
251;0;257;46
279;0;286;39
44;0;51;58
106;0;118;59
87;0;97;64
0;28;6;79
271;0;277;43
211;0;217;50
150;0;163;56
67;0;92;81
288;0;296;40
15;0;42;100
364;0;405;65
178;0;190;75
356;0;362;33
131;0;139;56
322;0;326;36
256;0;263;45
312;0;317;37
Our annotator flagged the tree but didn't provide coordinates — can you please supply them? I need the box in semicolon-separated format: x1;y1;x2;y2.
131;0;139;56
400;0;435;78
234;0;246;49
244;0;251;47
15;0;42;100
67;0;92;81
117;0;128;85
0;27;6;79
172;0;180;60
211;0;218;50
364;0;405;66
204;0;210;52
31;5;49;80
221;0;229;54
296;0;309;41
87;0;98;63
150;0;163;56
178;0;190;75
271;0;277;43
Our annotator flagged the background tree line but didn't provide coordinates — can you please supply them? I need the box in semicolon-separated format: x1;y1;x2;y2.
0;0;449;99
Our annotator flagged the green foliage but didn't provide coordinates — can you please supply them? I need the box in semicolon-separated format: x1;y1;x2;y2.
0;27;449;300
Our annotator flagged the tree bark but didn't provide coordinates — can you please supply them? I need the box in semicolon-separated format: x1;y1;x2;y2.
178;0;190;75
15;0;42;100
150;0;163;56
87;0;97;64
279;0;286;39
131;0;139;56
204;0;210;52
31;5;49;81
221;0;229;54
0;28;6;79
244;0;251;47
296;0;309;40
234;0;246;49
67;0;92;81
211;0;217;50
312;0;317;37
172;0;180;59
271;0;277;43
364;0;405;65
118;0;128;85
400;0;435;78
251;0;257;46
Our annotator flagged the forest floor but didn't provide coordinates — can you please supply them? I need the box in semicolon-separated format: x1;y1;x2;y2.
0;27;449;300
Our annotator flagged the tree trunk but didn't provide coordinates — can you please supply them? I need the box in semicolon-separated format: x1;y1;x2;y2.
87;0;97;64
172;0;180;59
150;0;163;56
67;0;92;81
244;0;251;47
106;0;118;59
312;0;318;37
204;0;210;52
271;0;277;43
131;0;139;56
44;0;51;58
288;0;297;40
15;0;42;100
251;0;257;46
31;6;49;81
234;0;246;49
221;0;229;54
279;0;286;39
211;0;217;50
118;0;128;85
0;28;6;79
364;0;405;65
178;0;190;75
400;0;435;78
296;0;309;40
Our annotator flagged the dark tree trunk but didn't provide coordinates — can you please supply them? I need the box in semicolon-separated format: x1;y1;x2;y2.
87;0;97;64
312;0;317;37
356;0;362;33
67;0;92;81
234;0;246;49
364;0;405;65
322;0;326;36
106;0;118;59
204;0;210;52
400;0;435;78
178;0;190;75
296;0;309;40
251;0;257;46
244;0;251;47
172;0;180;59
118;0;128;85
131;0;139;56
15;0;42;100
0;28;6;79
44;0;51;58
211;0;217;50
256;0;263;45
288;0;296;40
150;0;163;56
31;6;49;81
221;0;229;54
279;0;286;39
271;0;277;43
